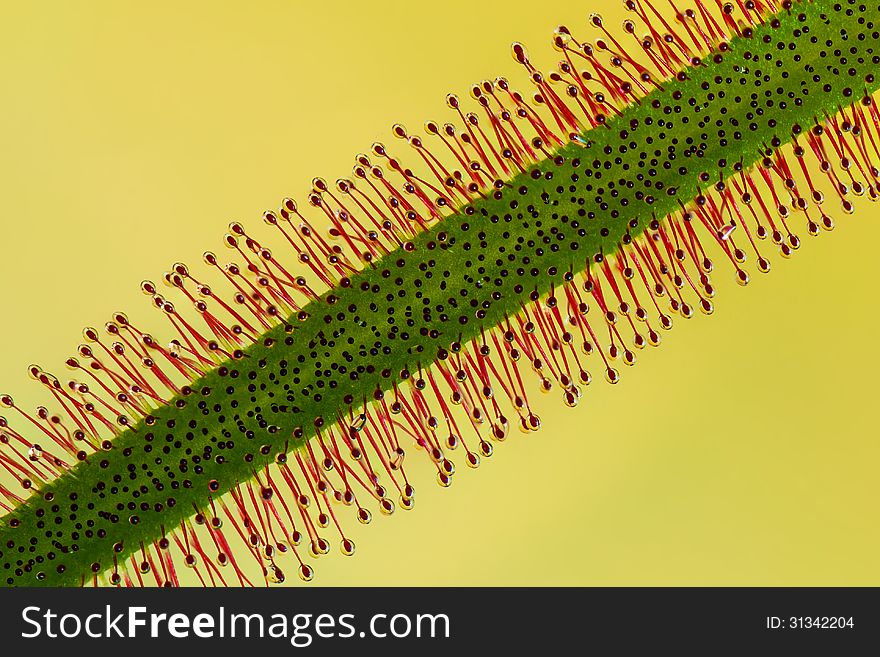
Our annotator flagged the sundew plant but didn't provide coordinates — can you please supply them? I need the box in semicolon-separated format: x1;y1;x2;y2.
0;0;878;586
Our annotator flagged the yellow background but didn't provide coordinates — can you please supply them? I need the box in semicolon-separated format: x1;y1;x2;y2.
1;1;877;586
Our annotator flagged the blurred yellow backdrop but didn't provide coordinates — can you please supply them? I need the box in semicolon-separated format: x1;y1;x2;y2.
1;0;877;586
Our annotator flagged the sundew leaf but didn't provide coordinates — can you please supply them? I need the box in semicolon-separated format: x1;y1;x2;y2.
0;0;878;586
